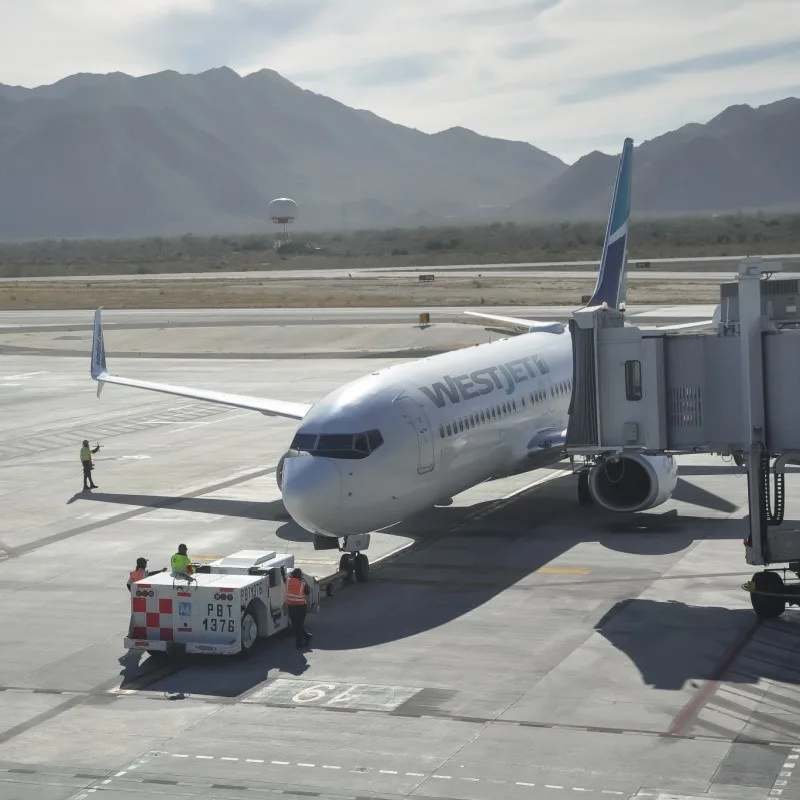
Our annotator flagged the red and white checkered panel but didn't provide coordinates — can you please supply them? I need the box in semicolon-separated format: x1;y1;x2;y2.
130;589;173;641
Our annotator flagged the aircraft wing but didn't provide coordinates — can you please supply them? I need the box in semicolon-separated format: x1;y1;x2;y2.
638;305;721;332
640;319;716;331
90;308;311;420
463;311;565;334
466;308;718;335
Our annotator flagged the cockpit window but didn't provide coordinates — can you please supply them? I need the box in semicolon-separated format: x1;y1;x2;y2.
354;433;369;453
318;434;354;451
290;433;318;450
290;429;384;460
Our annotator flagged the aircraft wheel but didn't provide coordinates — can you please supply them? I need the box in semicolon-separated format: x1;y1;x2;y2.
578;471;592;505
750;571;785;619
355;553;370;582
339;554;354;583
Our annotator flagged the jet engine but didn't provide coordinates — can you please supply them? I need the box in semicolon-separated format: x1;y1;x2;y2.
276;453;287;492
588;454;678;513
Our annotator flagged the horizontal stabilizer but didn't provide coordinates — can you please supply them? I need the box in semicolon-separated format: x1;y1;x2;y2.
90;308;311;420
463;311;565;334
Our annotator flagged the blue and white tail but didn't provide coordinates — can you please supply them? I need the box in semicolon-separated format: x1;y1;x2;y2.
462;136;635;334
584;137;633;310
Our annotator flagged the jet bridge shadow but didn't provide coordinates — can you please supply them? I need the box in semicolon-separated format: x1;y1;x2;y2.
120;468;778;700
594;598;800;693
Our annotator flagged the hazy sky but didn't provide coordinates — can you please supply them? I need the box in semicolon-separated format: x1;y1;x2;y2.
1;0;799;162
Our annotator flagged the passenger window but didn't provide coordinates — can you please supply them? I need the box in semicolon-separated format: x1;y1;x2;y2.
439;425;445;438
446;423;452;436
480;410;486;422
625;359;642;401
512;400;517;411
458;419;464;432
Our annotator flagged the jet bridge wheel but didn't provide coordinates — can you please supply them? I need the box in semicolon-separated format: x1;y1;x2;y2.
577;470;592;505
748;570;786;619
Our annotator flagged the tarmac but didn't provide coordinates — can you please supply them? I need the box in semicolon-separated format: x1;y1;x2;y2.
1;312;800;800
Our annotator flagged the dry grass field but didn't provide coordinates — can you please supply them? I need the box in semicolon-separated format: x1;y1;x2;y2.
0;275;720;310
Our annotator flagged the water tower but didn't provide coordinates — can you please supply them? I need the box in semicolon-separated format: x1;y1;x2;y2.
268;197;298;249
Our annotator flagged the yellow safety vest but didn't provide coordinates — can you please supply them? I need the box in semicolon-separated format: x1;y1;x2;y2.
80;446;91;462
171;553;192;573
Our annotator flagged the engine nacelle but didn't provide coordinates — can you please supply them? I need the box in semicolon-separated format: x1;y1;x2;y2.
588;453;678;513
276;453;287;492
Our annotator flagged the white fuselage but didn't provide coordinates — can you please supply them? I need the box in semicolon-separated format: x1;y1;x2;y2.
281;329;575;537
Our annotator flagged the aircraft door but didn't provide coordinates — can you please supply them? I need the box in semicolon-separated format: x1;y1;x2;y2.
396;396;435;474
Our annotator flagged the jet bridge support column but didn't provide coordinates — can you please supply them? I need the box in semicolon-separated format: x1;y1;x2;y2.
739;258;770;568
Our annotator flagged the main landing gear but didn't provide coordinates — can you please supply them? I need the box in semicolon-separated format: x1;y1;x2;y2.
744;566;800;619
314;533;371;584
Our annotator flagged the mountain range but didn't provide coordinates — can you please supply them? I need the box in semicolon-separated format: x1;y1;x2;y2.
0;67;798;240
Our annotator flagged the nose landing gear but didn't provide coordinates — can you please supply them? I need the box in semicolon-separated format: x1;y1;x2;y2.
313;533;371;584
340;551;369;583
339;533;370;583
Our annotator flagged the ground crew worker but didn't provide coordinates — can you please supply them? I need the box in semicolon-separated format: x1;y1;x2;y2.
286;567;312;648
170;544;194;577
127;557;166;590
80;440;101;491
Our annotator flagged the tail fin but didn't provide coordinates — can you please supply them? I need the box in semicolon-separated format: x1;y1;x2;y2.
585;137;633;310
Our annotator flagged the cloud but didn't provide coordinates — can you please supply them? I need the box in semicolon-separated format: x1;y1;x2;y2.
345;54;454;88
560;39;800;104
0;0;799;161
140;0;328;72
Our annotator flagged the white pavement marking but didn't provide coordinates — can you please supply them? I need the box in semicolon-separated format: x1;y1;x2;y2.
160;752;625;793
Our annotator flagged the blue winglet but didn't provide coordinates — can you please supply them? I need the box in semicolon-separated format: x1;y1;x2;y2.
585;137;634;310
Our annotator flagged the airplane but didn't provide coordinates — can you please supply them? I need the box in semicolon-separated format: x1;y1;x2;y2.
89;137;718;582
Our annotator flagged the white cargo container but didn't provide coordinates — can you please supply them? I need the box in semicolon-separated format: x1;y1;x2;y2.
125;550;320;656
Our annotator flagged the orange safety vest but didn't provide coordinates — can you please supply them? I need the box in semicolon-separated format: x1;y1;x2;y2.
128;568;145;586
286;576;307;606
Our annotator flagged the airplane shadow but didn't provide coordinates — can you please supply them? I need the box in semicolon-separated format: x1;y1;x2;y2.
97;463;800;700
76;491;294;525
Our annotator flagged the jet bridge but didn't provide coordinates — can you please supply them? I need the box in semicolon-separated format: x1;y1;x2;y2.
565;257;800;619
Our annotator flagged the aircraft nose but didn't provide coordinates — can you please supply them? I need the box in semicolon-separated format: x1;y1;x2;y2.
281;453;342;535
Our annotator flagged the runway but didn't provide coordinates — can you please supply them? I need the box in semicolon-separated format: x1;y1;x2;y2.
1;321;800;800
1;253;799;284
